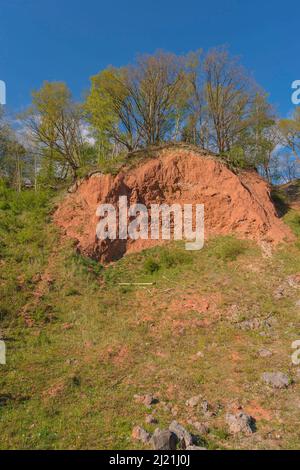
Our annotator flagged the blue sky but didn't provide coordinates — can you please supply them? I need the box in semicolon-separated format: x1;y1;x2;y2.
0;0;299;115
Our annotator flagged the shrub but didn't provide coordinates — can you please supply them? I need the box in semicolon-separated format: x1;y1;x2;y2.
209;236;248;261
143;257;160;274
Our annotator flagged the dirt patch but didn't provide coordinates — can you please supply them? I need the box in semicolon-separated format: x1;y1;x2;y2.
245;400;273;421
42;380;66;400
54;147;293;262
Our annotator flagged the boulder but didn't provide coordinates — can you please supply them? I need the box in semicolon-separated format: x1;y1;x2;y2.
225;412;256;435
151;429;177;450
169;420;193;448
185;395;202;407
131;425;151;443
262;372;290;389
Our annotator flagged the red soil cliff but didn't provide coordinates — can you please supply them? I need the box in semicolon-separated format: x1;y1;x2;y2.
54;147;293;262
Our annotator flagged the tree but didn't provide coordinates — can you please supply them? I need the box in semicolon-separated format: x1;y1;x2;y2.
180;47;275;169
230;93;277;171
86;68;134;152
23;82;88;181
181;50;210;148
0;107;26;190
279;107;300;161
204;48;255;154
86;51;189;151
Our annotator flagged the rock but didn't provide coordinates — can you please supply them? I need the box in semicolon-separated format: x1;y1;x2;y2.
185;395;202;407
262;372;290;389
161;401;172;412
274;286;285;299
192;422;209;435
201;400;210;413
186;445;207;450
237;318;261;330
295;300;300;307
286;274;300;288
132;425;151;443
200;400;215;417
65;358;78;365
294;368;300;380
145;415;158;424
237;318;275;330
56;147;293;263
169;420;193;448
238;317;274;331
259;348;273;358
195;351;204;358
134;393;158;407
151;429;177;450
225;412;256;435
274;275;300;300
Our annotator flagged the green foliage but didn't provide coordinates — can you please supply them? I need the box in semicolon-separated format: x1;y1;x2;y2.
86;52;191;151
0;181;54;322
279;107;300;160
143;257;160;274
1;190;300;449
86;68;128;151
1;50;283;188
283;210;300;237
143;246;193;273
207;236;249;261
71;253;104;278
24;81;91;183
159;249;192;268
224;146;248;169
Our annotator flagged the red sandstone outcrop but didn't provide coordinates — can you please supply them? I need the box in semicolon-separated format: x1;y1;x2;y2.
54;147;293;261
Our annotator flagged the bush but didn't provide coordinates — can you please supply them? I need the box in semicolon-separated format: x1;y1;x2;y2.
160;250;192;268
283;211;300;237
208;236;248;261
143;257;160;274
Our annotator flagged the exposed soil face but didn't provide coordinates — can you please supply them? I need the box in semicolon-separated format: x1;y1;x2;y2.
54;147;293;262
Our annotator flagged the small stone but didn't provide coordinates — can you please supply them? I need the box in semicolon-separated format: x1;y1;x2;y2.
262;372;290;389
160;401;172;412
201;400;210;413
185;395;202;407
295;300;300;307
259;349;273;358
145;415;158;424
134;393;158;407
237;318;261;330
225;412;255;435
143;394;156;407
151;429;177;450
200;400;215;417
196;351;204;358
132;425;151;443
274;286;285;299
294;368;300;380
192;422;209;435
186;445;207;450
286;274;300;288
169;420;193;448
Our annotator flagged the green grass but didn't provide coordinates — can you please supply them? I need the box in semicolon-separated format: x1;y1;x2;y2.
283;210;300;237
0;184;300;449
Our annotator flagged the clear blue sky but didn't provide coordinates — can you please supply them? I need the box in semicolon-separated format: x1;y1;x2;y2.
1;0;299;115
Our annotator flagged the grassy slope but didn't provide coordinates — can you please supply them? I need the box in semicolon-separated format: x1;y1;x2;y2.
0;183;300;449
